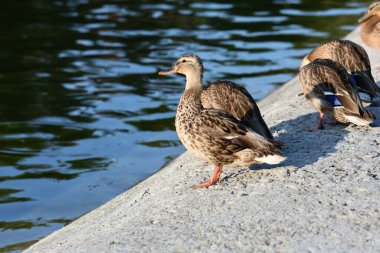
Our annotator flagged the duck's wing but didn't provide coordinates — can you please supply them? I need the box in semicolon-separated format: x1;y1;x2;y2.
349;40;371;69
337;40;370;72
309;40;379;97
348;40;379;91
351;72;380;101
195;109;282;157
306;59;367;117
201;80;254;120
201;80;274;140
307;40;366;71
349;40;380;95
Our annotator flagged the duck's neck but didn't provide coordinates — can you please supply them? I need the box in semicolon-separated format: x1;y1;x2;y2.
179;73;203;112
185;71;203;90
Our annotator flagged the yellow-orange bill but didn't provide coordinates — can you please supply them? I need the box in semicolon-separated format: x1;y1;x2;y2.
358;12;372;23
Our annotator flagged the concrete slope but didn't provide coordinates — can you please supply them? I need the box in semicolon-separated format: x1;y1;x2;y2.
25;27;380;253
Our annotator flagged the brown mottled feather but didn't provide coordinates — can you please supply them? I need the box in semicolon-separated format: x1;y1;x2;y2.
160;53;285;174
201;80;275;140
176;88;282;166
306;40;369;72
300;59;373;124
302;39;379;100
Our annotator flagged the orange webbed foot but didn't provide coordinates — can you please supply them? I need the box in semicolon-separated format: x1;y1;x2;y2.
193;180;216;189
192;165;222;189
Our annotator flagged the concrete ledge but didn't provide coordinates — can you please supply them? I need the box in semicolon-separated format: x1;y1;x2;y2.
25;27;380;253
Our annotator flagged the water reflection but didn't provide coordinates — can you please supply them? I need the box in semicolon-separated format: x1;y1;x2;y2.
0;0;370;251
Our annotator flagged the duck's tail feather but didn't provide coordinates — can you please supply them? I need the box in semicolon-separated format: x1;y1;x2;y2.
358;91;373;104
245;132;285;156
273;140;284;149
256;154;286;164
351;72;379;99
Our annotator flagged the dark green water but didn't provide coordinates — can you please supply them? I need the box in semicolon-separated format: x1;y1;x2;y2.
0;0;370;251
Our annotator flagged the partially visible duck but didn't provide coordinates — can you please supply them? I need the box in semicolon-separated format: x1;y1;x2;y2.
301;40;380;105
159;54;285;188
359;1;380;50
299;58;375;131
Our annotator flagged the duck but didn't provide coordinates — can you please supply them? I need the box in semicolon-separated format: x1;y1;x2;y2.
299;58;375;131
359;1;380;50
300;40;380;105
159;54;285;188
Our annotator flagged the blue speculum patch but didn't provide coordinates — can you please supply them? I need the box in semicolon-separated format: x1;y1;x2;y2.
350;75;358;85
325;94;342;106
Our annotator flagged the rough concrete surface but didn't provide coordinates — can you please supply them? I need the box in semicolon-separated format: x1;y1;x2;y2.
25;28;380;253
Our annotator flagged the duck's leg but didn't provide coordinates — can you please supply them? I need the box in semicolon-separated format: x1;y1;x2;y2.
193;165;222;189
328;119;339;125
308;112;325;132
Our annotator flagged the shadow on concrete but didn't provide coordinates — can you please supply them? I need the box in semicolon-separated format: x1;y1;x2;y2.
250;111;351;171
220;107;379;184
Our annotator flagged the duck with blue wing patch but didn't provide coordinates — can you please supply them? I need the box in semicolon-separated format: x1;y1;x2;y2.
300;39;380;106
299;59;375;131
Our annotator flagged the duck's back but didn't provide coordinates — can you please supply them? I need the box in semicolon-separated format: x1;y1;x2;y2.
201;80;274;140
307;40;370;72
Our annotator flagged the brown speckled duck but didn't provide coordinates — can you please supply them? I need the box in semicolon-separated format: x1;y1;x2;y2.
359;1;380;50
300;58;375;131
159;54;285;188
300;40;380;105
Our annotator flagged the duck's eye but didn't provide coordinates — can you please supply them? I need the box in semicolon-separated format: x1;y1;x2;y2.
182;59;186;63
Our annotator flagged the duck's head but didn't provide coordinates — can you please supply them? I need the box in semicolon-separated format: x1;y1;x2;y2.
359;1;380;23
158;54;203;78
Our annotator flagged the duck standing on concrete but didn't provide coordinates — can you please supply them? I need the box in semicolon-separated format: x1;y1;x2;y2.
359;1;380;50
159;54;285;188
300;40;380;105
299;58;375;131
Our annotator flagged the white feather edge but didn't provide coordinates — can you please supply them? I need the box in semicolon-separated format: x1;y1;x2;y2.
344;115;372;126
256;154;286;164
223;135;238;140
224;134;286;165
358;92;372;103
